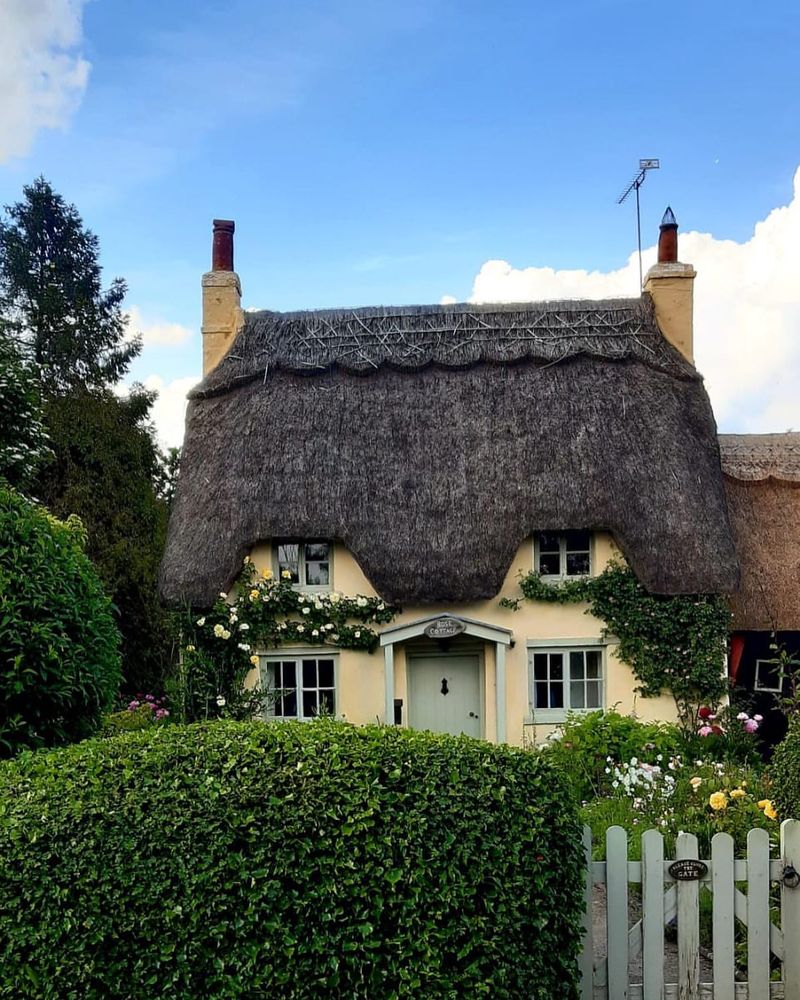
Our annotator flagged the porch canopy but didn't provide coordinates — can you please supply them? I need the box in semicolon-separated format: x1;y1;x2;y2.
379;613;513;742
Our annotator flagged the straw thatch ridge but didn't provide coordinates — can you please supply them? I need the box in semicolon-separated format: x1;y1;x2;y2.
160;297;738;607
721;434;800;630
198;296;696;392
719;432;800;482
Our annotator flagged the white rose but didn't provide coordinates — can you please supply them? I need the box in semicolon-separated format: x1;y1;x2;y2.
302;607;310;615
239;623;250;631
196;617;206;627
312;629;319;637
297;625;305;633
221;629;231;640
219;592;227;599
238;643;250;651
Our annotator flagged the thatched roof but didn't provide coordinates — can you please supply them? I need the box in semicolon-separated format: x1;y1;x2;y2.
720;433;800;631
160;296;739;607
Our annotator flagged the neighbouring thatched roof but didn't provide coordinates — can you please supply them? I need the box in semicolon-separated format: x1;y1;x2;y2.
720;433;800;631
160;296;739;607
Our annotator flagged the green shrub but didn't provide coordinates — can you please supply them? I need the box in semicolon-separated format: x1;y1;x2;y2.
772;715;800;821
0;721;584;999
540;709;683;800
0;486;121;756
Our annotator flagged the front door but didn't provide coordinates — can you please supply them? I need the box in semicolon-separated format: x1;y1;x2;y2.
407;654;481;738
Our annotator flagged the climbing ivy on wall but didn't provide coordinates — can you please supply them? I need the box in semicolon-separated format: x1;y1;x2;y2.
502;560;731;729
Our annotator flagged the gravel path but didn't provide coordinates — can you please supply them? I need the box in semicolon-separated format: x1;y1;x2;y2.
591;883;715;984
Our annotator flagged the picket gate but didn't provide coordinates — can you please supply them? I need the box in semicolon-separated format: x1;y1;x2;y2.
579;820;800;1000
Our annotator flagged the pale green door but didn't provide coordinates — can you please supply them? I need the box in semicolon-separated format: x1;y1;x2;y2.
407;655;481;738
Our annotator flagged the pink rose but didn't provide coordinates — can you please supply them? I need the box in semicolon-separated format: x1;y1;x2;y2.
744;719;759;733
698;725;713;736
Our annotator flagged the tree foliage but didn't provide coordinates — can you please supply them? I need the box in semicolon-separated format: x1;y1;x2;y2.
0;177;140;393
0;335;49;493
36;388;174;695
0;486;121;756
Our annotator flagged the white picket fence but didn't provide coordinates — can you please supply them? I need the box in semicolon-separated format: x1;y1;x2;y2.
580;820;800;999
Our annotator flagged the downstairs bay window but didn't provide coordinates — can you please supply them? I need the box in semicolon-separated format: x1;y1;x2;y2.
528;643;604;722
261;655;336;720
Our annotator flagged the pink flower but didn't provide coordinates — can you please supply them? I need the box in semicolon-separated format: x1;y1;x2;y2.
699;725;713;736
754;714;763;722
737;712;749;721
744;719;759;733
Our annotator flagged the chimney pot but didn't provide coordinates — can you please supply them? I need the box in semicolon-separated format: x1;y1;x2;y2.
212;219;235;271
657;206;678;263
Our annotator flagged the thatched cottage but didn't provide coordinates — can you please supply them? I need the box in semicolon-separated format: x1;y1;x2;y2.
721;433;800;745
161;214;746;744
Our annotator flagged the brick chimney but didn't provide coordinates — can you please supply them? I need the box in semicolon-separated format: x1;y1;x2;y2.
202;219;243;376
643;207;696;363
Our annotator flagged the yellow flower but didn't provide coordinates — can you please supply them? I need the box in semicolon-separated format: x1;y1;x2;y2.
243;555;250;565
261;567;273;579
249;654;259;667
249;589;260;601
281;569;292;579
759;799;778;820
185;644;195;652
730;788;746;800
709;791;728;811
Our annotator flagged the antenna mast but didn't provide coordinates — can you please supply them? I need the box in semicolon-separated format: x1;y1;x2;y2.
617;158;660;289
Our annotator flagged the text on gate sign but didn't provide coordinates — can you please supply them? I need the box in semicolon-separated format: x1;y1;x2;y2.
668;860;708;881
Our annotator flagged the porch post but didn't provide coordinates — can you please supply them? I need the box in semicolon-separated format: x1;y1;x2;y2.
495;641;506;744
384;643;395;725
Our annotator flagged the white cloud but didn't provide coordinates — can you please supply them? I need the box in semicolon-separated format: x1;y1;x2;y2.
125;306;193;347
468;167;800;433
440;295;457;305
140;375;198;451
0;0;90;163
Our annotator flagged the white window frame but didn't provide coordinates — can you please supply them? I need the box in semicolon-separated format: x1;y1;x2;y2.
258;651;339;720
526;639;605;723
273;539;333;592
533;531;593;580
754;658;782;693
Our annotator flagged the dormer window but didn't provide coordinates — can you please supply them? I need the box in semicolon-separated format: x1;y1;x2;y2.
275;540;331;589
535;531;592;578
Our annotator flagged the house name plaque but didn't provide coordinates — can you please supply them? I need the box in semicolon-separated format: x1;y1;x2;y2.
424;617;466;640
668;860;708;881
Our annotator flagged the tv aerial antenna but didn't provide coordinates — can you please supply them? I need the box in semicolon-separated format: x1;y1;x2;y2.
618;158;660;289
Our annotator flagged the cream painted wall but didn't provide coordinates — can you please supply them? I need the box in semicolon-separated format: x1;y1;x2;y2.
247;534;680;746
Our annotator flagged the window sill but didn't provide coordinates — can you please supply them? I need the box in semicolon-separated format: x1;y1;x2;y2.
525;709;597;724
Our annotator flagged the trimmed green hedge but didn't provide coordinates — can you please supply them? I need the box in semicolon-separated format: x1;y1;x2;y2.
0;721;584;999
772;715;800;821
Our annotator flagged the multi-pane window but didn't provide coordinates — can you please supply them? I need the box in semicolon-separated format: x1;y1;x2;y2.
530;648;603;715
754;659;782;693
263;657;336;719
535;531;591;577
275;540;331;588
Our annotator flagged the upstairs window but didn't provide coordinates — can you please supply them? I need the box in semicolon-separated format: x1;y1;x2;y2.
274;540;331;589
535;530;592;578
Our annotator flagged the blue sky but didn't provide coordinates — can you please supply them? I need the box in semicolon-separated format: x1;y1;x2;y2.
2;0;799;444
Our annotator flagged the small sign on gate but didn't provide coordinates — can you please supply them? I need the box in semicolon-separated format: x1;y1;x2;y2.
668;858;708;881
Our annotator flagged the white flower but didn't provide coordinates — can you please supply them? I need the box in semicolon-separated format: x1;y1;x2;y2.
216;695;226;707
302;607;311;615
239;622;250;631
221;629;231;640
312;629;319;637
238;643;250;651
229;612;238;624
243;556;250;564
354;630;361;638
329;592;341;604
297;595;305;603
356;597;367;608
377;602;385;611
219;592;227;599
297;625;305;633
196;617;206;627
213;624;225;637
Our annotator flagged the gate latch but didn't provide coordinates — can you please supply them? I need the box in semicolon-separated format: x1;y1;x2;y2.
781;865;800;889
